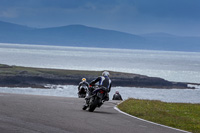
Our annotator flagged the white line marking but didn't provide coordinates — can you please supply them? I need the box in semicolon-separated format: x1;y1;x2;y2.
114;106;191;133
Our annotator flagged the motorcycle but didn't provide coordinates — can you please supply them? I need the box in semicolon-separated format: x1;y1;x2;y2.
78;85;88;98
82;86;107;112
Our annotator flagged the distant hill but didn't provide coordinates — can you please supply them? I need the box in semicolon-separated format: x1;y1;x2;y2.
0;21;32;31
0;20;200;52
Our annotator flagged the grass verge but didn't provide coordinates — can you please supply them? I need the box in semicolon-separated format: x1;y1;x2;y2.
118;98;200;133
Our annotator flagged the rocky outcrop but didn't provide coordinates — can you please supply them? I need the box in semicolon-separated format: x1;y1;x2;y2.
111;76;188;89
0;64;191;89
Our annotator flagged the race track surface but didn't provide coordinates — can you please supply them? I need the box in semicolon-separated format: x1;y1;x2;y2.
0;93;188;133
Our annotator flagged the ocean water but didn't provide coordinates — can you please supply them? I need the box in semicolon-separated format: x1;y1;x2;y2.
0;43;200;103
0;43;200;83
0;85;200;103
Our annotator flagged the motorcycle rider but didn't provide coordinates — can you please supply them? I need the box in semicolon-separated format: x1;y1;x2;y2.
78;78;89;95
112;91;123;100
86;71;112;101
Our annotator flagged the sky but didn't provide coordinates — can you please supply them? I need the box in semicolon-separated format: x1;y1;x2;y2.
0;0;200;36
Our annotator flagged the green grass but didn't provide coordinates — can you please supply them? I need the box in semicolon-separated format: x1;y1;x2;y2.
0;64;131;78
118;98;200;133
0;64;102;76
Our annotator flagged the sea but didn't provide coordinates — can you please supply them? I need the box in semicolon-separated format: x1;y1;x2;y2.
0;43;200;103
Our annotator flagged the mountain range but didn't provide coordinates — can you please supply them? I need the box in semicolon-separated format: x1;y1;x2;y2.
0;21;200;52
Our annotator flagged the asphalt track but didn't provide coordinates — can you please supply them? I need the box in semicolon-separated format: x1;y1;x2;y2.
0;93;190;133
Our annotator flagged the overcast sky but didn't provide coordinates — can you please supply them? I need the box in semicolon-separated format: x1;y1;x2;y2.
0;0;200;36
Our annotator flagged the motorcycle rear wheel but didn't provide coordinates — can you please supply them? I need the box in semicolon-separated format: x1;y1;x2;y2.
88;98;99;112
82;105;88;110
